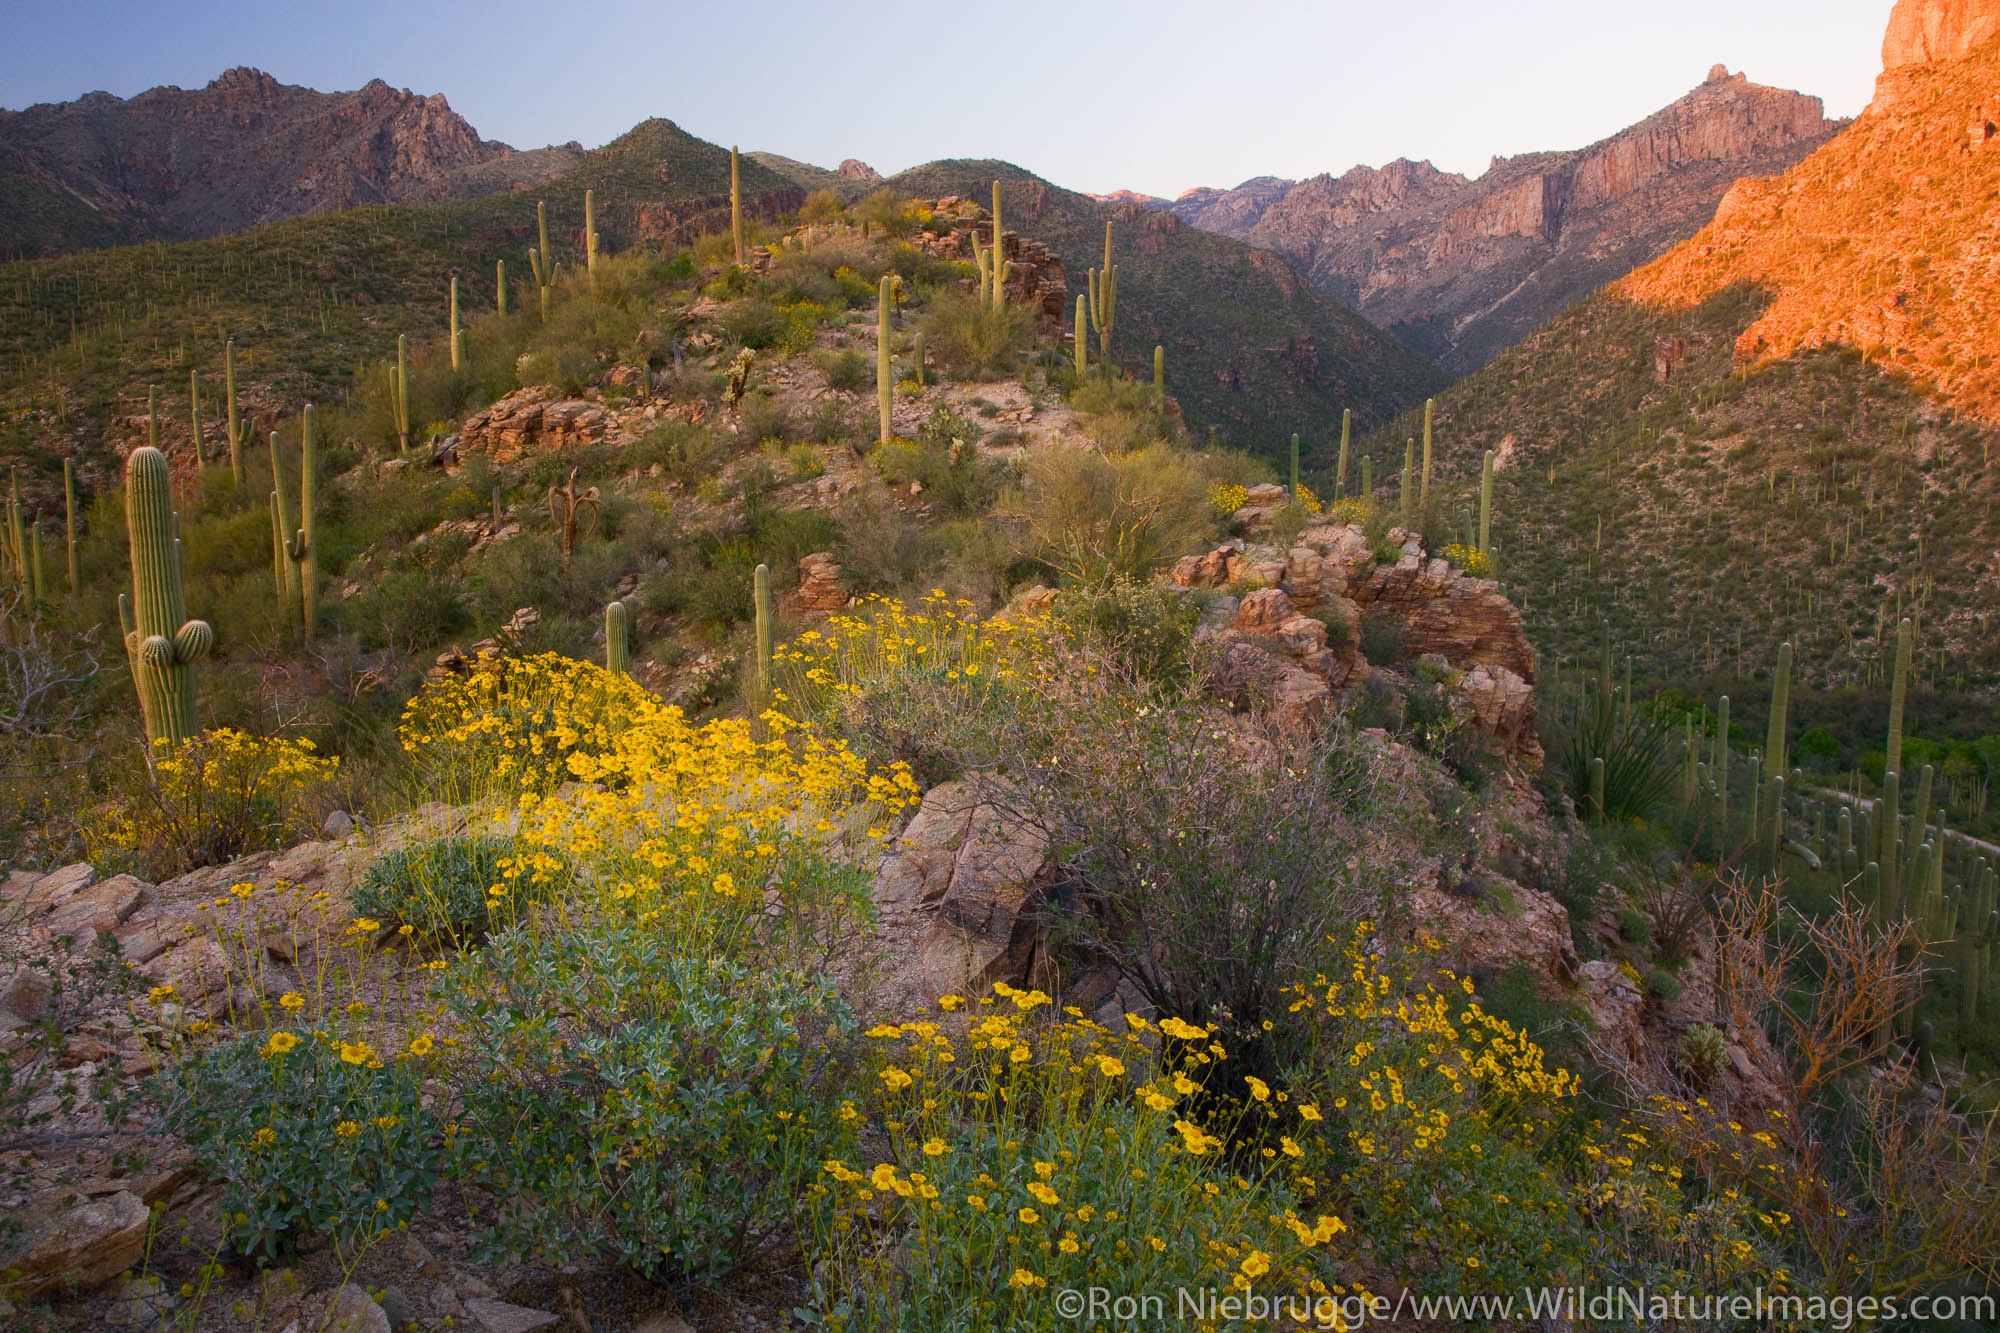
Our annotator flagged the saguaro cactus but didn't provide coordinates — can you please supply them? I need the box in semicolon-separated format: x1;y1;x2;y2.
1764;642;1792;779
449;276;463;372
731;148;746;266
990;181;1007;311
496;258;508;318
1288;434;1301;502
529;200;557;322
63;457;79;595
1088;222;1118;369
277;408;320;640
1073;296;1087;377
1419;399;1434;506
605;600;630;675
119;447;213;746
1153;345;1165;406
1885;617;1913;779
4;470;23;587
188;369;205;463
390;334;411;453
584;188;600;295
1335;409;1351;498
754;562;774;697
223;339;248;485
1477;449;1494;555
877;275;895;444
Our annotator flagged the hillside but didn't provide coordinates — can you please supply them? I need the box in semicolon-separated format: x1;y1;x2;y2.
0;67;583;258
887;159;1445;454
1336;11;2000;694
1167;69;1839;372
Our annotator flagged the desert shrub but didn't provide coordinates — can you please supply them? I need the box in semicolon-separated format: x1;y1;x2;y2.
1358;610;1406;665
770;440;827;481
833;487;935;593
1678;1023;1729;1082
737;391;794;445
441;930;859;1284
627;422;727;488
802;396;857;445
93;730;338;877
996;445;1214;585
816;348;869;391
870;426;1003;518
1055;576;1201;684
1555;699;1676;822
719;298;787;350
919;289;1035;378
351;834;575;946
1067;373;1178;452
162;1022;439;1262
809;988;1321;1328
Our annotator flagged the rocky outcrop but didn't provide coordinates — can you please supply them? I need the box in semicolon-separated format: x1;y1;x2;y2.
0;67;581;255
912;197;1070;323
1165;72;1840;371
452;386;612;463
836;159;882;184
1881;0;2000;70
785;552;850;613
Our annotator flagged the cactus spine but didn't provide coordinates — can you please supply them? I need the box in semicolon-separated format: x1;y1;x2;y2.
529;200;556;322
496;258;508;318
1335;409;1351;498
119;447;213;747
1073;296;1087;376
1153;345;1165;406
605;600;629;675
877;275;894;444
1477;450;1494;555
731;148;746;266
1764;642;1792;779
63;457;79;595
584;188;600;296
223;338;246;485
449;276;463;371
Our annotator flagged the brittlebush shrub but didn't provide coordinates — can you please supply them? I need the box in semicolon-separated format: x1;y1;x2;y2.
93;729;339;877
997;445;1215;584
443;928;859;1283
351;834;576;947
919;290;1035;378
162;1022;440;1262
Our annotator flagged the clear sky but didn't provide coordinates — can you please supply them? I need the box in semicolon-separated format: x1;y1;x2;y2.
0;0;1892;198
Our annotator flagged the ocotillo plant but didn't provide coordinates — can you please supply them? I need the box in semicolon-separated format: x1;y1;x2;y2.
120;446;213;746
754;562;774;700
1477;450;1494;555
1335;410;1351;498
584;189;600;296
188;369;204;463
63;457;78;595
391;334;411;453
1419;399;1434;507
1764;642;1792;779
731;149;746;266
1153;345;1165;407
496;258;508;318
529;200;557;322
1073;296;1087;377
223;339;248;485
605;600;629;675
877;275;895;444
449;276;463;372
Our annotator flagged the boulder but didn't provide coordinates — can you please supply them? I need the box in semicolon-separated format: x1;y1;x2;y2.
1578;960;1646;1064
456;386;610;464
465;1297;562;1333
321;1284;392;1333
787;552;849;612
1;1189;149;1300
42;874;150;941
1455;663;1543;765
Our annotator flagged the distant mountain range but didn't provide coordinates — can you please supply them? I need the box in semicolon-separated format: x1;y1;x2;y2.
0;67;586;257
1147;68;1842;372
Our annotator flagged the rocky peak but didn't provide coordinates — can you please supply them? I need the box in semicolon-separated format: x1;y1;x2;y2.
1882;0;2000;68
836;158;882;183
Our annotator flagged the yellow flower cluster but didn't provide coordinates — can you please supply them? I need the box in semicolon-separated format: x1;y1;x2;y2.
1442;542;1493;577
1208;482;1250;514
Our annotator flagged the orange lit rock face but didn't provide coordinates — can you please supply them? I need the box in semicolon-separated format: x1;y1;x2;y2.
1618;23;2000;421
1882;0;2000;70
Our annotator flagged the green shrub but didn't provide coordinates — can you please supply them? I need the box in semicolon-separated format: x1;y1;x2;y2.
1057;577;1201;684
833;488;934;593
629;421;726;487
817;348;868;391
1641;964;1684;1007
996;445;1214;585
738;392;794;445
871;433;1003;519
719;298;787;350
162;1023;439;1262
919;289;1034;378
1358;611;1405;665
441;927;858;1284
351;834;573;945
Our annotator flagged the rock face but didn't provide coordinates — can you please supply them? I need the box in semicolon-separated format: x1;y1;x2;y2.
911;196;1070;323
1881;0;2000;70
1164;72;1840;371
0;66;581;256
836;158;883;183
454;386;612;463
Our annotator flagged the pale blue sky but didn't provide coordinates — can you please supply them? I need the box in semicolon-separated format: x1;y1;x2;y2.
1;0;1892;197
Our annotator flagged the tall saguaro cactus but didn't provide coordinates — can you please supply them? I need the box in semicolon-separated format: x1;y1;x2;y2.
223;339;248;486
1288;434;1301;501
1088;222;1118;370
63;457;79;595
391;334;411;453
584;188;601;296
731;148;746;266
1153;345;1165;406
1764;642;1792;779
1335;409;1351;498
271;410;318;640
188;369;205;463
877;275;895;444
1073;297;1087;377
449;276;463;371
605;600;630;675
4;470;24;587
119;447;212;746
529;200;557;322
496;258;508;318
1885;617;1913;780
753;562;773;698
1419;398;1434;507
989;181;1007;311
1477;450;1494;555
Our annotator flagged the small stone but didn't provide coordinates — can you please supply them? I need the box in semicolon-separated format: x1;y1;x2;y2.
26;862;97;912
376;1283;415;1330
322;1284;390;1333
0;965;53;1021
43;874;150;940
320;809;356;839
634;1314;695;1333
465;1296;562;1332
1;1188;149;1300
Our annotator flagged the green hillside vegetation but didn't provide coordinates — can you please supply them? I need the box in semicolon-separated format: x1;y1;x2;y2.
887;160;1446;455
